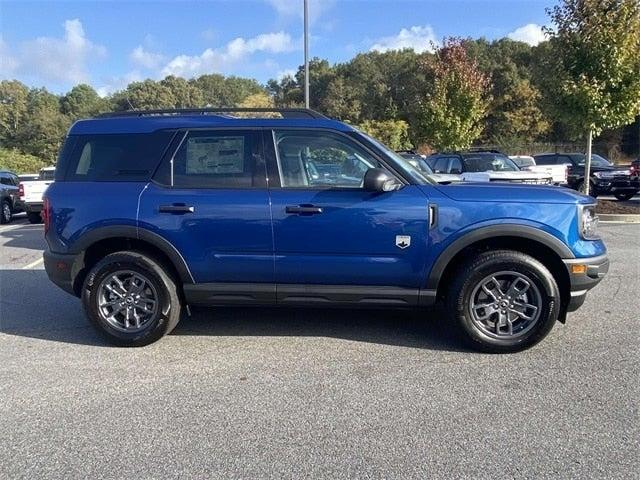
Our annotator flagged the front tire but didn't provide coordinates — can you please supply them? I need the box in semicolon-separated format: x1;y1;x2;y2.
614;191;637;201
1;200;11;224
576;179;597;198
82;251;182;346
446;250;560;353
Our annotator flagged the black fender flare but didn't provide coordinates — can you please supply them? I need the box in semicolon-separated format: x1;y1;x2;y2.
70;225;194;284
425;224;574;291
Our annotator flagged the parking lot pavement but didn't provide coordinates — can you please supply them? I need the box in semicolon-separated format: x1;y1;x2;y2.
1;223;638;479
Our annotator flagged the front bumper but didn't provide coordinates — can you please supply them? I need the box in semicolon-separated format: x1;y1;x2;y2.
563;254;609;312
594;176;640;194
43;249;81;297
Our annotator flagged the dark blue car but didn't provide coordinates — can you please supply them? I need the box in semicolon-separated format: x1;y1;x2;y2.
43;108;608;352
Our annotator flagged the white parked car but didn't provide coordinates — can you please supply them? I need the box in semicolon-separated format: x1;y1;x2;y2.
18;166;55;223
510;155;568;186
426;151;554;185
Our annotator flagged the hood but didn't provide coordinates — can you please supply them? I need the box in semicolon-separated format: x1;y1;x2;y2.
429;182;593;204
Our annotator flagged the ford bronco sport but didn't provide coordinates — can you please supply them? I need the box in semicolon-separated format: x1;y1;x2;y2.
43;108;608;352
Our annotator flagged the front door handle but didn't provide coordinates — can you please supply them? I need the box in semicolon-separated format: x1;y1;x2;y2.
159;204;195;214
285;205;323;215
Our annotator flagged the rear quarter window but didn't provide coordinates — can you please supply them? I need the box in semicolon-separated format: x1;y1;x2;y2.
61;131;175;182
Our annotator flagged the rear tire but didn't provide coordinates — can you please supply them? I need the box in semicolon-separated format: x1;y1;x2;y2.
446;250;560;353
27;212;42;224
614;191;636;201
82;251;182;346
1;200;11;224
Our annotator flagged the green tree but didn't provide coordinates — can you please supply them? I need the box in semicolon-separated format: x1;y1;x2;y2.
0;80;30;148
414;38;491;150
60;84;107;119
17;88;70;163
546;0;640;192
110;80;175;110
192;74;264;107
357;119;412;150
160;76;204;108
0;148;49;174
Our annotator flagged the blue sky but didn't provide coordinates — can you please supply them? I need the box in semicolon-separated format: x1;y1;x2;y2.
0;0;553;95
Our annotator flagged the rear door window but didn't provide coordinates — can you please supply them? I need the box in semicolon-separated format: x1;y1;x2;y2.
155;130;266;189
63;131;175;181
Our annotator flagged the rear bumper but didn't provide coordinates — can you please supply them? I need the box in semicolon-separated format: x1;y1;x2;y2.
43;249;80;296
563;254;609;312
24;202;43;213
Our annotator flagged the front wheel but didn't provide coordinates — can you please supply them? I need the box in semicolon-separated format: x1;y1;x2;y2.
614;191;637;201
82;251;183;346
446;250;560;353
1;200;11;224
576;179;597;198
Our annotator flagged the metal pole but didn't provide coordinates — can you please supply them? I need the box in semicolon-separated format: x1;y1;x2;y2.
304;0;309;109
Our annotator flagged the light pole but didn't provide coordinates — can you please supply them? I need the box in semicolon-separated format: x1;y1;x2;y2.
304;0;310;109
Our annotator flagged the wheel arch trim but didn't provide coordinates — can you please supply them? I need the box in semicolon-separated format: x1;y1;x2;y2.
425;224;574;291
70;225;195;284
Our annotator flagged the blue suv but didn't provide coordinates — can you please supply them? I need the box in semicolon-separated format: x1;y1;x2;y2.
43;108;608;352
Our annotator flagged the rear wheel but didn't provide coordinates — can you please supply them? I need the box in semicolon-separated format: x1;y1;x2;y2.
446;250;560;353
82;251;182;346
27;212;42;224
614;191;637;201
1;200;11;224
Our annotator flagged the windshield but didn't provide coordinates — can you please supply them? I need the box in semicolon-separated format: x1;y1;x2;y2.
353;131;435;185
463;153;520;172
573;154;612;167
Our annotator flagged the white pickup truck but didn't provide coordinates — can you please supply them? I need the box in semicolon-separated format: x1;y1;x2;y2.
18;166;55;223
510;155;568;186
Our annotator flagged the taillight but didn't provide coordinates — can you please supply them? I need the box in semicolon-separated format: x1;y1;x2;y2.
18;183;24;199
564;166;569;183
43;197;51;234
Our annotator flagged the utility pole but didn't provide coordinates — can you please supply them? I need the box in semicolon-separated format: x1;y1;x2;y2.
304;0;310;109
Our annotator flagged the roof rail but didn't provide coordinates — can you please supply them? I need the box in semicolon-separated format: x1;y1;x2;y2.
95;107;328;120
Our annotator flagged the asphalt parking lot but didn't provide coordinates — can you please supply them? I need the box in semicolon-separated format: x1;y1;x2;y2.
1;216;638;479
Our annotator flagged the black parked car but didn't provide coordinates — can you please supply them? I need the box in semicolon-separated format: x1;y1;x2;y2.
533;153;640;200
0;169;22;224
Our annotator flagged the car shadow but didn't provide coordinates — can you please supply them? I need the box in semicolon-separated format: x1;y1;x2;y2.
0;223;45;251
0;269;465;352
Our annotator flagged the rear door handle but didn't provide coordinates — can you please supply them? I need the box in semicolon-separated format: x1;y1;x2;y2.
159;204;195;214
285;205;323;215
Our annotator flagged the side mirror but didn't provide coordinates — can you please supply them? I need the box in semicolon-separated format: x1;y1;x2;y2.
363;168;403;192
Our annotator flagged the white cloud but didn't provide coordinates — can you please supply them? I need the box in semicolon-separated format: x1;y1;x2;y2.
161;31;297;78
507;23;546;46
129;45;165;70
0;37;18;77
18;19;106;84
96;70;143;97
266;0;335;23
370;25;438;53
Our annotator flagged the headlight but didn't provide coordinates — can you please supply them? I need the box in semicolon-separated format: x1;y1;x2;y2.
578;204;599;240
593;171;610;179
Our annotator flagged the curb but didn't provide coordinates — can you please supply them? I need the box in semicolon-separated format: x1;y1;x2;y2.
599;213;640;224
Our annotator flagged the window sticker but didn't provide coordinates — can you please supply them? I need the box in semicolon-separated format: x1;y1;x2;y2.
186;136;244;174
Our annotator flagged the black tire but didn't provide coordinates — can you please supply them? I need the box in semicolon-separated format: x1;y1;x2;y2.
1;200;11;224
446;250;560;353
82;251;182;346
27;212;42;224
614;191;637;201
576;179;597;198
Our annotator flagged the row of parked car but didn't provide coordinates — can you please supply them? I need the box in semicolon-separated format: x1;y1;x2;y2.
0;166;55;224
397;149;640;200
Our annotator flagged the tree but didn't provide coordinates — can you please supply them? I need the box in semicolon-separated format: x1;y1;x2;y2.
192;74;264;107
0;80;29;148
110;80;175;110
414;38;491;151
546;0;640;192
60;84;107;119
357;119;412;150
160;76;204;108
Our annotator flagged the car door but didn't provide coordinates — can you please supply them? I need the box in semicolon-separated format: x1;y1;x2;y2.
265;129;431;305
138;129;275;300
